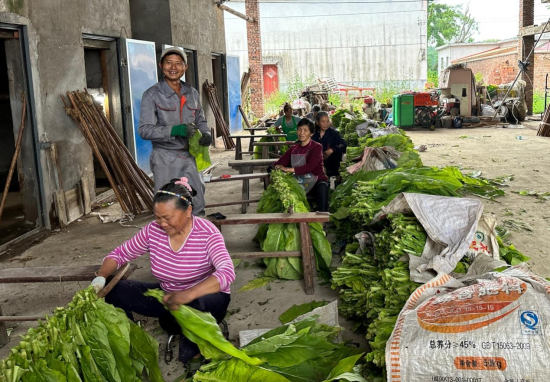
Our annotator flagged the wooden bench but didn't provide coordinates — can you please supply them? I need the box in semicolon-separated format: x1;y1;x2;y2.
0;263;137;346
207;213;330;295
243;127;268;151
251;141;294;159
205;173;269;211
228;134;287;160
228;159;277;213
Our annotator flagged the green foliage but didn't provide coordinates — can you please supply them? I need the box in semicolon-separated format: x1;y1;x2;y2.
533;90;546;115
285;70;318;97
328;93;344;107
474;72;484;85
427;70;439;87
0;288;163;382
428;0;479;47
154;308;366;382
265;90;291;115
427;46;438;72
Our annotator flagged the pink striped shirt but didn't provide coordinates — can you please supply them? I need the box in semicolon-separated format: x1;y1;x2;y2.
105;217;235;293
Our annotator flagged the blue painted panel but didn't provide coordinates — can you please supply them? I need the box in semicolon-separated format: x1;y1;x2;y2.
126;39;158;174
226;55;241;133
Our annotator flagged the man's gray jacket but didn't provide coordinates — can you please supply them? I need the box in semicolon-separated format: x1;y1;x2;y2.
138;80;210;150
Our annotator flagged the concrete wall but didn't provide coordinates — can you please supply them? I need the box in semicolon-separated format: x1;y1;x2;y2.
0;0;132;228
225;0;428;89
169;0;226;128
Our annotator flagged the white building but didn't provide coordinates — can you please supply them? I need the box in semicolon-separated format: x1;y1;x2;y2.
224;0;428;91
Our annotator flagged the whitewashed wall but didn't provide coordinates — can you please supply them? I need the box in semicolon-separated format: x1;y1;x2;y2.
224;0;428;89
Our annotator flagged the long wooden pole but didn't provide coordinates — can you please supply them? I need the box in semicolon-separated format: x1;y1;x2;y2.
0;92;26;222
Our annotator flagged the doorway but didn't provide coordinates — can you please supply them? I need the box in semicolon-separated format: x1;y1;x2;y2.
212;53;229;123
82;37;124;197
0;28;41;246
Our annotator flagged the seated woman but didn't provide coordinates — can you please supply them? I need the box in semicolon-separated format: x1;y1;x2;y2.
312;111;347;178
90;177;235;371
272;118;329;212
305;104;321;121
273;102;301;141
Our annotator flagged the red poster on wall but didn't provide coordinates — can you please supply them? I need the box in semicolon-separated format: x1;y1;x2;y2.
263;64;279;96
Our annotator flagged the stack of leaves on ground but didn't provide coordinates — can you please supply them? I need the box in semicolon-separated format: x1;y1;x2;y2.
331;166;505;241
340;132;423;182
255;170;332;280
146;289;367;382
331;214;423;380
331;214;531;380
0;288;163;382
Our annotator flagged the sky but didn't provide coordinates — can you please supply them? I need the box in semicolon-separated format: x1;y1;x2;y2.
441;0;550;41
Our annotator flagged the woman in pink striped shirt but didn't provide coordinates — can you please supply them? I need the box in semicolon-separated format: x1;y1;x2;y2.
90;177;235;367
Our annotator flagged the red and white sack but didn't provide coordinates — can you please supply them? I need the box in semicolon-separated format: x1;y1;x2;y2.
387;266;550;381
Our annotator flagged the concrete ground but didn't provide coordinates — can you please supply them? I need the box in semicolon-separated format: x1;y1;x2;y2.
1;122;549;380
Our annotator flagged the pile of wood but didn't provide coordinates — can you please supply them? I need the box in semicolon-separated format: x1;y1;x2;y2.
61;90;154;215
538;106;550;137
240;70;250;107
203;80;235;149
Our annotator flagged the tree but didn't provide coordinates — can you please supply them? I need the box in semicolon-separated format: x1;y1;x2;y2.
427;1;479;86
427;0;479;48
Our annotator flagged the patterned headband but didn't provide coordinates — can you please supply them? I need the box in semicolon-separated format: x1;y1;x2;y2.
156;190;192;205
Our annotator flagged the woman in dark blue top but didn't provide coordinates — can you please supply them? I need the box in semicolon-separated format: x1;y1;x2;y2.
312;112;348;177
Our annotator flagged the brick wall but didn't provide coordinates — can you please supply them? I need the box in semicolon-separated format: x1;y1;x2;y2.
534;53;550;91
465;54;518;86
245;0;264;117
519;0;535;113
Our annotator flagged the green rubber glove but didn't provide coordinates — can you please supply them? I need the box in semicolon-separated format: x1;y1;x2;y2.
171;124;188;137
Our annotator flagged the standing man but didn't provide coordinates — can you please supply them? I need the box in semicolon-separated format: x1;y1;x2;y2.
139;47;212;216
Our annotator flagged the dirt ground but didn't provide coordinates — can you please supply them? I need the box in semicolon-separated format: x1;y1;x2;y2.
1;122;549;380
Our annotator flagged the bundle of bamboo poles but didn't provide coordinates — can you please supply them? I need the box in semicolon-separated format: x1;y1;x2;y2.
61;90;154;214
203;80;235;149
538;106;550;137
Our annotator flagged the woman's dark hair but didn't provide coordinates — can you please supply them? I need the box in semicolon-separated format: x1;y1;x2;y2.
283;103;292;113
314;111;330;131
153;178;195;211
311;105;321;113
297;118;315;134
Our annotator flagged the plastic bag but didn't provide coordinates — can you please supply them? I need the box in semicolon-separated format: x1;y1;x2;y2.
188;130;212;171
387;265;550;382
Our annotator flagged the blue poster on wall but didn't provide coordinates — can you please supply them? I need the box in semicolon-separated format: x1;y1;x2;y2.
226;55;242;133
126;39;158;175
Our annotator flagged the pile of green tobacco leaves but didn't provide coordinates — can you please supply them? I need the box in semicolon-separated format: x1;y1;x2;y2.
331;214;423;380
331;166;505;241
254;127;289;159
147;289;366;382
340;132;422;182
255;170;332;280
0;288;163;382
331;213;530;380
